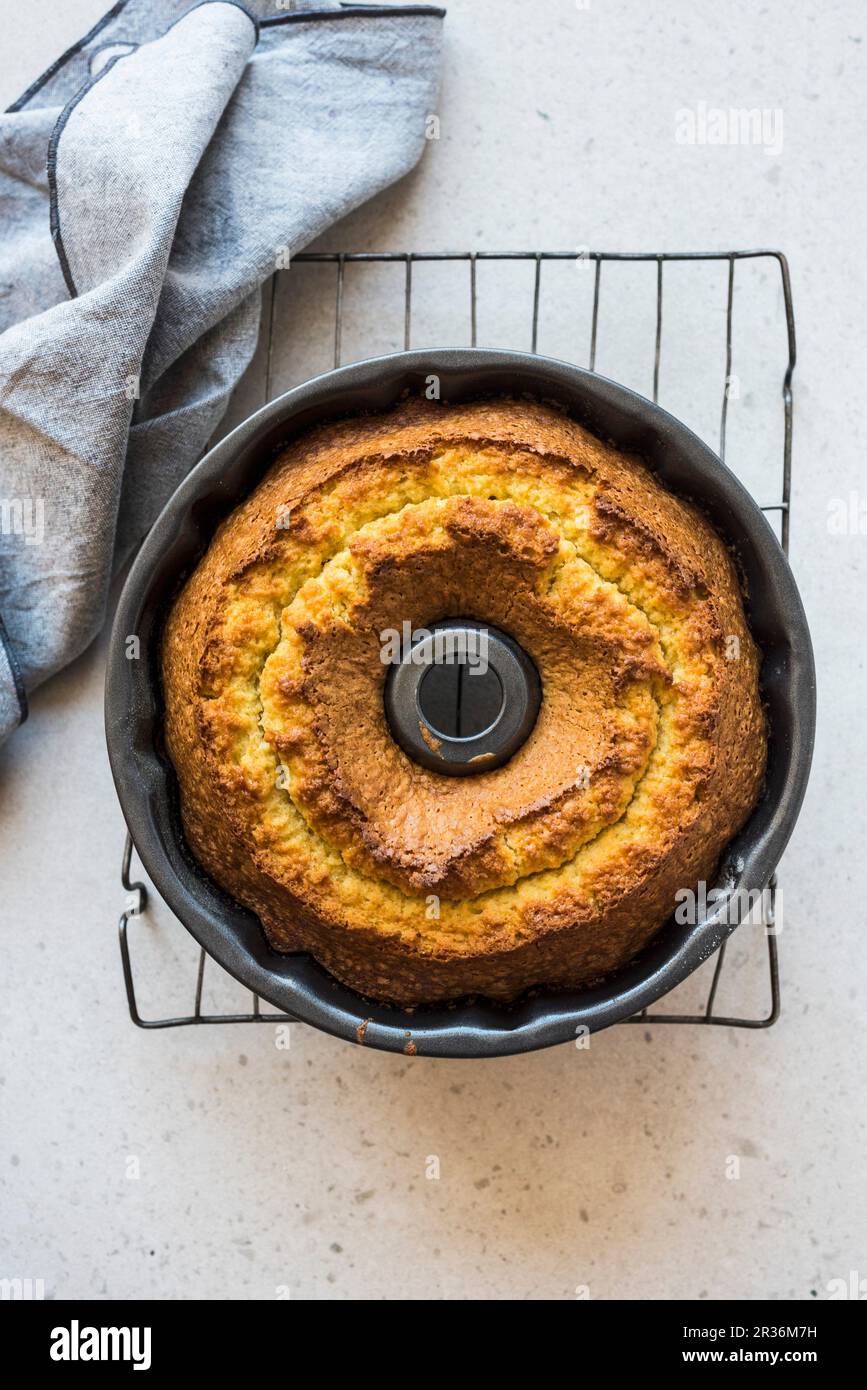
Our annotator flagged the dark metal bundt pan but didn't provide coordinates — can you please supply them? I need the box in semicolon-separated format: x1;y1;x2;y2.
105;349;815;1058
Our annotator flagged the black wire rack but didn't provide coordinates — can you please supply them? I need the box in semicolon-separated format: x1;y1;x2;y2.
118;248;794;1032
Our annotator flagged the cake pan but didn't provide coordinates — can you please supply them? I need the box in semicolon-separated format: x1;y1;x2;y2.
105;349;815;1058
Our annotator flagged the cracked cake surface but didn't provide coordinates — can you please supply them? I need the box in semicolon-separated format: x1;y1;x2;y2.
161;396;766;1004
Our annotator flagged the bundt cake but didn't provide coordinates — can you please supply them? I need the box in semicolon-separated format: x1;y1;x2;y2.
161;397;766;1004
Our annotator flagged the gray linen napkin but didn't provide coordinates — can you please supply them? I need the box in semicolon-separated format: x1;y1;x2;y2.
0;0;444;742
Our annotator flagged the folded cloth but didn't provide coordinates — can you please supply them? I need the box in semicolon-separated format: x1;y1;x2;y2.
0;0;444;743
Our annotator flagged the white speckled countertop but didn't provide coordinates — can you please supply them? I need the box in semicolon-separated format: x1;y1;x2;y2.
2;0;865;1301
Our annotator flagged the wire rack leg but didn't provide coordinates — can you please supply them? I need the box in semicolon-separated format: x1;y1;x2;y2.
117;833;299;1029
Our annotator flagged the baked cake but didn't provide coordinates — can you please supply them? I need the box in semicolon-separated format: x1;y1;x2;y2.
161;397;766;1004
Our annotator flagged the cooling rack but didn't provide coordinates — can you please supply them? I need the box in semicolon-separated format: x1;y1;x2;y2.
117;248;794;1031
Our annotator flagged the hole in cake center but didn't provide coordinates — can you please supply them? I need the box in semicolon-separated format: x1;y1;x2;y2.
383;619;542;777
417;660;504;740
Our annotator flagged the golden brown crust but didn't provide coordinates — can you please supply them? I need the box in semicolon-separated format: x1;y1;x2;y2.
161;397;766;1004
